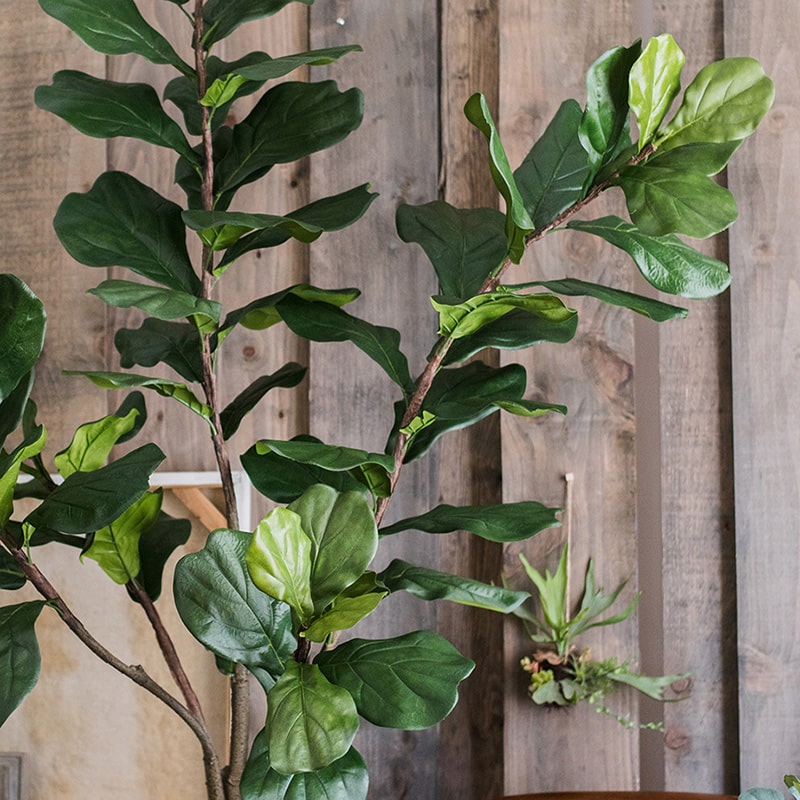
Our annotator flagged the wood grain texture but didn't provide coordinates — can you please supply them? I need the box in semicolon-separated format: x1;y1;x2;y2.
725;0;800;786
499;2;641;793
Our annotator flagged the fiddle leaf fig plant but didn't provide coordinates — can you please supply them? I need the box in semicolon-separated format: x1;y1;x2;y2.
0;5;773;799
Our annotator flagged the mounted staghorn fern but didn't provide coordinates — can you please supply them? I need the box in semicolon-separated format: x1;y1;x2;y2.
0;4;773;799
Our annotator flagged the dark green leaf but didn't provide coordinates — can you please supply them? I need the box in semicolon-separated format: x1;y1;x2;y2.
114;392;148;445
137;512;191;601
0;601;45;726
241;733;368;800
380;501;560;542
0;276;45;404
567;216;731;298
115;319;203;383
464;93;534;261
174;529;296;692
316;630;474;729
0;372;35;450
277;295;414;398
378;559;530;613
25;444;165;535
39;0;191;74
54;172;199;293
241;437;364;504
644;140;741;176
203;0;313;47
0;549;25;590
395;202;507;300
234;45;363;82
36;71;196;162
513;99;592;229
221;363;306;440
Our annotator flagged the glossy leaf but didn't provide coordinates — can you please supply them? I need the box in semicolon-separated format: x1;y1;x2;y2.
267;660;359;774
378;559;530;613
288;485;378;613
201;74;249;111
615;165;737;238
241;732;368;800
380;501;561;542
234;45;363;82
137;512;191;601
0;549;25;591
115;319;203;383
36;71;196;162
629;34;685;149
82;489;161;584
395;202;507;300
316;630;474;730
657;57;775;151
464;93;534;261
644;140;741;176
203;0;312;47
0;275;45;404
174;529;295;691
65;371;213;425
303;590;385;643
247;508;314;623
277;295;414;398
25;444;164;535
0;601;45;726
39;0;191;74
241;437;364;504
513;99;592;229
568;216;731;298
220;363;307;440
0;425;47;529
0;372;34;450
54;172;199;293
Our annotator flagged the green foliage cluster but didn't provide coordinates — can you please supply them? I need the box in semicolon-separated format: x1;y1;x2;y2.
0;3;774;799
740;774;800;800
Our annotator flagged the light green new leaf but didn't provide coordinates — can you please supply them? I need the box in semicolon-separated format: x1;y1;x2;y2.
203;0;312;47
316;630;475;729
0;601;46;726
568;216;731;298
657;57;775;150
201;74;249;110
82;488;161;584
615;165;737;238
288;485;378;614
464;93;534;262
39;0;191;74
54;171;199;294
519;547;569;632
247;508;314;623
267;660;359;774
0;276;46;404
0;425;47;529
303;589;385;643
174;529;296;692
380;501;560;542
786;776;800;800
629;34;685;149
36;71;196;162
379;559;530;613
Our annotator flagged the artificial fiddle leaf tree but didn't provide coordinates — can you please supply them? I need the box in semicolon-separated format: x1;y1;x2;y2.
0;6;773;799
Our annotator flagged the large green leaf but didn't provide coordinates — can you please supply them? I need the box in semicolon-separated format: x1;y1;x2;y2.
39;0;191;74
267;661;359;774
25;444;165;535
568;216;731;298
137;512;191;601
513;99;592;229
0;276;45;404
220;363;307;440
657;57;775;151
629;34;685;149
0;601;45;726
316;630;474;730
287;485;378;614
277;295;414;398
247;508;314;624
115;319;203;383
303;580;386;644
241;437;364;504
0;549;26;591
380;501;560;542
82;488;162;584
54;172;199;294
0;425;47;529
614;165;737;238
644;140;741;176
36;71;196;162
241;733;368;800
464;93;534;261
395;202;507;300
203;0;313;47
233;46;363;83
174;529;296;691
379;559;530;613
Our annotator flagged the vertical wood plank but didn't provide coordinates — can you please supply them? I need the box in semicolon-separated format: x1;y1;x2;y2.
499;2;641;793
725;0;800;786
308;3;442;797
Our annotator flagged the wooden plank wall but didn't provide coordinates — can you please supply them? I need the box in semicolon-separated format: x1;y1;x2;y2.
0;0;795;798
